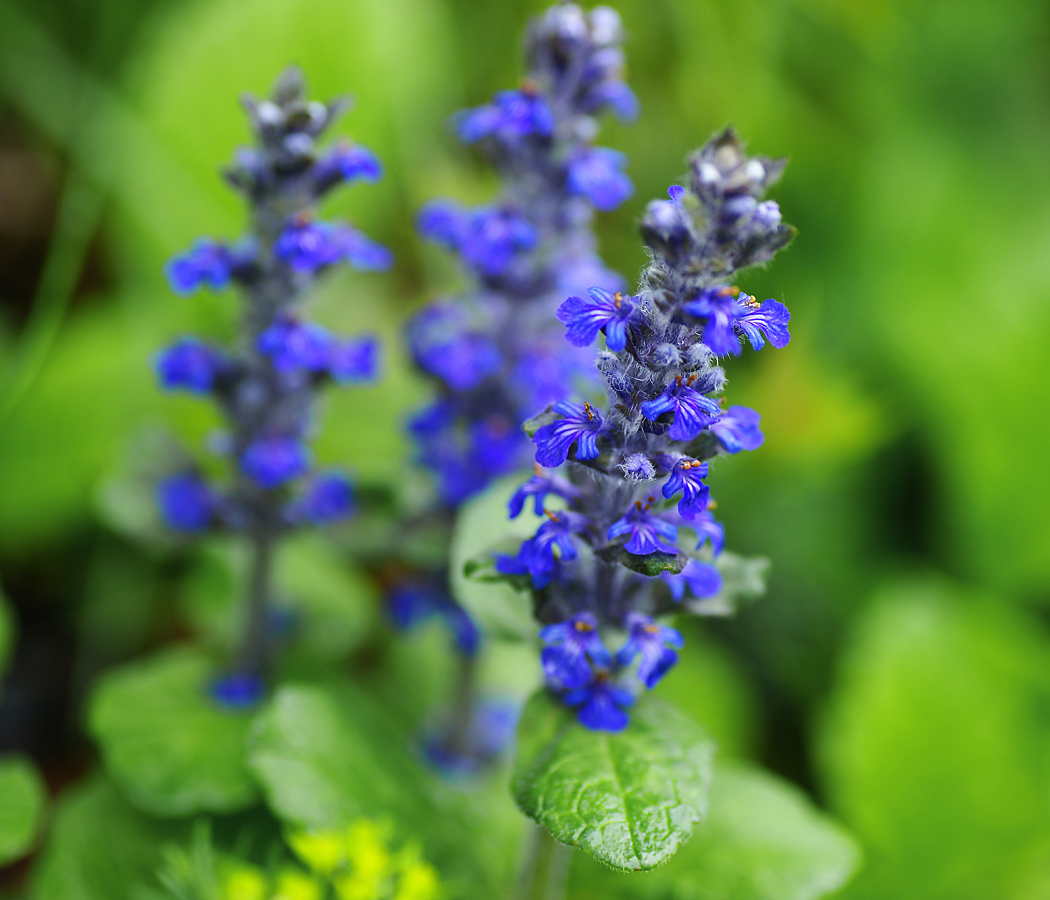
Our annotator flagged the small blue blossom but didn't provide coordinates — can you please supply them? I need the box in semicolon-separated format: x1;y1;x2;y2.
288;471;354;525
455;89;555;143
640;379;721;442
557;287;638;352
329;336;378;383
209;672;266;710
533;400;605;467
563;672;635;732
660;457;710;519
754;200;782;228
607;503;679;556
275;217;392;273
257;314;333;373
407;305;502;391
580;81;639;121
470;416;521;476
165;239;236;295
156;472;213;533
692;507;726;556
155;337;226;393
313;141;383;187
659;558;723;603
566;148;633;211
540;612;611;689
710;406;764;453
530;510;591;579
494;538;556;588
387;582;481;657
736;296;792;351
508;470;582;518
422;698;519;780
681;286;744;356
240;435;311;489
616;612;684;689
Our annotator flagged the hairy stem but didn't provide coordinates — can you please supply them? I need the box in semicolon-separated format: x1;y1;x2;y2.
236;530;273;677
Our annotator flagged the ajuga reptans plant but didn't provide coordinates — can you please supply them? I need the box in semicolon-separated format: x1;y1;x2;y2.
388;2;638;768
496;127;794;731
154;68;389;704
407;2;638;507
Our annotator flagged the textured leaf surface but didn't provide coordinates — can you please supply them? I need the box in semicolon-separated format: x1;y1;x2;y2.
571;763;859;900
513;691;714;871
88;646;258;816
0;756;46;865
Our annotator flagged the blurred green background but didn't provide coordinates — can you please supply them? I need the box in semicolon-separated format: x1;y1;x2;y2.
2;0;1050;895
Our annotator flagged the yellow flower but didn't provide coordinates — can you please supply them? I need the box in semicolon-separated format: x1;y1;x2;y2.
288;830;347;875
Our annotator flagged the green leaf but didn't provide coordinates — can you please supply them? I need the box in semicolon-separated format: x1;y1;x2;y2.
0;756;46;865
571;763;859;900
248;682;525;895
598;545;688;577
30;776;188;900
512;691;715;872
87;647;259;816
450;473;555;641
817;577;1050;900
522;407;556;438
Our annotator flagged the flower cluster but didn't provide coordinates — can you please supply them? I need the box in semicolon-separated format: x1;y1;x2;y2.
496;127;795;731
153;68;388;697
407;2;637;507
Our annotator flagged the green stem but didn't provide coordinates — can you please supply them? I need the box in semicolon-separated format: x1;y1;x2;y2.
236;531;273;677
516;826;571;900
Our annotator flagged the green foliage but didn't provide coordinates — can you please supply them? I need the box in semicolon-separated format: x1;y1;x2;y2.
247;682;525;896
0;586;13;681
0;756;46;865
31;777;188;900
571;763;859;900
88;647;259;816
512;691;715;872
817;577;1050;900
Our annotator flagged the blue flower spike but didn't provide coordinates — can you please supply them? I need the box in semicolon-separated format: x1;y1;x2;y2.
616;613;685;689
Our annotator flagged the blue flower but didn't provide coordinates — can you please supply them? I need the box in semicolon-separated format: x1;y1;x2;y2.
313;142;383;188
533;400;605;466
540;612;611;689
640;379;721;442
288;471;354;525
470;416;522;477
566;148;633;211
156;472;214;533
329;336;378;383
422;698;519;780
735;297;791;351
240;435;311;489
155;337;226;393
580;81;639;122
416;200;464;248
494;538;553;587
165;239;235;295
616;612;684;689
508;470;581;518
557;287;638;352
408;305;502;391
257;314;333;373
563;672;635;732
208;672;266;710
692;507;725;555
530;510;591;579
388;582;481;657
660;457;710;519
607;503;679;556
659;558;723;602
455;89;555;143
710;406;764;453
681;286;744;356
275;218;392;273
463;207;539;277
